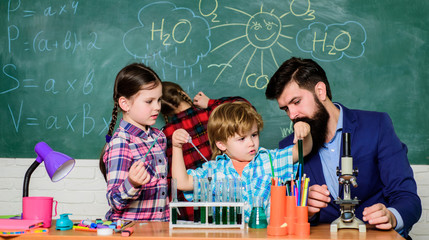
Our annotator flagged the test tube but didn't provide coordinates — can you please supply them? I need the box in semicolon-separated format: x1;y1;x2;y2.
200;178;207;224
171;178;178;224
229;179;236;224
236;179;243;224
207;170;214;224
215;180;222;224
193;177;200;223
222;179;228;224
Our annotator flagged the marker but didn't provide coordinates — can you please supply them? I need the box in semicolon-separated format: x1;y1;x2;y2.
121;227;134;237
29;228;49;233
80;219;92;226
97;223;109;228
121;221;135;231
73;226;97;232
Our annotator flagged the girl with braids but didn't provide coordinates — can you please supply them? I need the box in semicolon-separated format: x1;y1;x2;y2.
161;81;249;221
100;63;169;221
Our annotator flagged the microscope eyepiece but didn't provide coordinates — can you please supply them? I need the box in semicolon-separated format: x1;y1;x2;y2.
342;132;351;157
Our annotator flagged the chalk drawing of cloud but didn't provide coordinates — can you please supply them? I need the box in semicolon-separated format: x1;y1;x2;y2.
123;1;211;68
296;21;367;62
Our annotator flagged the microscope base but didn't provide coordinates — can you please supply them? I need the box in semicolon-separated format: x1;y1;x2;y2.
330;217;366;232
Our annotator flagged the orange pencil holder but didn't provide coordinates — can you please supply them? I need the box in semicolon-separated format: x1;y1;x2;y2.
284;196;297;235
295;206;310;236
267;185;287;236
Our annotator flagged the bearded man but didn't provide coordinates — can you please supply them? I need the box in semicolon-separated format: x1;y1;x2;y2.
265;57;421;239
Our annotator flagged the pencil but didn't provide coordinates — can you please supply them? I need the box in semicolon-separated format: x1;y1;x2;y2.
291;174;294;196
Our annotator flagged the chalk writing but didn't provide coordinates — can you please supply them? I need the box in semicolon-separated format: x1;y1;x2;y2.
1;64;95;95
7;0;79;20
290;0;315;21
0;0;373;160
123;1;211;68
296;21;367;62
199;0;220;23
6;1;99;54
7;100;107;137
7;27;101;54
207;1;366;88
280;122;294;138
209;3;312;88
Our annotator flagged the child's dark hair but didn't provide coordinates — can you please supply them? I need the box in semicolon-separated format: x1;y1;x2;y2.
160;81;194;123
99;63;162;181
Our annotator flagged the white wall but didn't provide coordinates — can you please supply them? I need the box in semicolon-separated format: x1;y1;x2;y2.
0;158;427;239
0;158;109;220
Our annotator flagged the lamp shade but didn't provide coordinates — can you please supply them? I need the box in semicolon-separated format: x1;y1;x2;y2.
23;142;75;197
34;142;75;182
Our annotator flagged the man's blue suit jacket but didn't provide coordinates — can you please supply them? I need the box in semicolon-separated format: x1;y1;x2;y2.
279;103;421;235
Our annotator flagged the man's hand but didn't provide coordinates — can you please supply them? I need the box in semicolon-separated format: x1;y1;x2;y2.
363;203;397;230
307;184;331;218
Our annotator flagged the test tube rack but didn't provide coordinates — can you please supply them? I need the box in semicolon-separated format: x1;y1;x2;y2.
169;201;245;229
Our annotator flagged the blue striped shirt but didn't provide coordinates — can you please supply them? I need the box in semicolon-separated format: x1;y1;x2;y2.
185;147;298;222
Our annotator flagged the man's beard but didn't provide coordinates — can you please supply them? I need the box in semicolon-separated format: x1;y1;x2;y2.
293;97;329;154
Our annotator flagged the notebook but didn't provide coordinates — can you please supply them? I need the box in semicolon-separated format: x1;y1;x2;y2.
0;219;43;230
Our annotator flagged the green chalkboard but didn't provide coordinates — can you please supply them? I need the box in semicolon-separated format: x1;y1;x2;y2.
1;0;428;164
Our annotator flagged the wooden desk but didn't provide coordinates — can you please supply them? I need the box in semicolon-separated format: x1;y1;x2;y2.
11;222;404;239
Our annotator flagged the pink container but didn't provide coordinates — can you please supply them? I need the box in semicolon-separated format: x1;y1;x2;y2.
22;196;58;227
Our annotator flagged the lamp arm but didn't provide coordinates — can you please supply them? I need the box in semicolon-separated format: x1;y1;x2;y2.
23;160;41;197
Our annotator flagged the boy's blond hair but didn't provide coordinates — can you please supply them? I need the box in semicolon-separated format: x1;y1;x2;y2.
207;102;263;158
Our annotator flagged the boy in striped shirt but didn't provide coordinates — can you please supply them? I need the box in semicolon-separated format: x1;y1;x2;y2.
171;102;312;222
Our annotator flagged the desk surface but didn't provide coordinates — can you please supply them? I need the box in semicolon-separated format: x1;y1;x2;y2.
9;221;404;240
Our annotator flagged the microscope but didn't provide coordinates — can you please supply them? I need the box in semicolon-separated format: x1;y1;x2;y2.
330;132;366;232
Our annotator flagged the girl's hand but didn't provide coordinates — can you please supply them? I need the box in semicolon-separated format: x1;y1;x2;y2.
293;121;311;143
172;129;190;148
128;160;151;187
193;92;210;108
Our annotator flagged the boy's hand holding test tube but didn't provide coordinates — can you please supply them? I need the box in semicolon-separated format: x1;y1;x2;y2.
171;129;194;191
291;121;312;163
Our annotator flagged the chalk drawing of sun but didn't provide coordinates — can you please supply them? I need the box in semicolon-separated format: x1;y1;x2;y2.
210;4;294;89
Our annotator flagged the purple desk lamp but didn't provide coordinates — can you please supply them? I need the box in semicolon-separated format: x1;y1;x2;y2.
23;142;75;197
